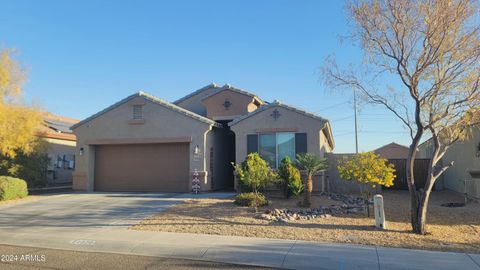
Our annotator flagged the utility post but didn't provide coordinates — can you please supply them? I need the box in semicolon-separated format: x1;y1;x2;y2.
354;88;359;154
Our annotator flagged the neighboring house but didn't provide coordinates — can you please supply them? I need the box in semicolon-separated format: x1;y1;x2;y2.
372;142;431;190
418;128;480;200
71;83;334;192
37;114;79;185
374;142;410;159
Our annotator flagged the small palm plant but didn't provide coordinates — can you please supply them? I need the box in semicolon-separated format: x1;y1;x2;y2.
295;153;328;207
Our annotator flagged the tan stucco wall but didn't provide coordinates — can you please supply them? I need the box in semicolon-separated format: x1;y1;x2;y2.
44;137;76;184
439;128;480;199
320;129;333;153
417;140;433;159
230;105;329;189
73;96;214;191
202;89;259;119
418;128;480;199
175;86;219;116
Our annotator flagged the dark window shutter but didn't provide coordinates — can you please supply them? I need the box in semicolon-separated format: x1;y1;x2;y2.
295;133;307;154
247;134;258;154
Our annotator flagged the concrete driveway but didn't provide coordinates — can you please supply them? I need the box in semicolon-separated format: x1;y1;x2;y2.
0;192;233;235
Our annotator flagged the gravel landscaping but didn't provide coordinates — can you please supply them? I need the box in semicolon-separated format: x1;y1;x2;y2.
132;190;480;253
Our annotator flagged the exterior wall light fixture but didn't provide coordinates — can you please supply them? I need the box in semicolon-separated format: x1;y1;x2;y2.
194;145;200;155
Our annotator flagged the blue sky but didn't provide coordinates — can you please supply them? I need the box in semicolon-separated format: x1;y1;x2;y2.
1;0;411;153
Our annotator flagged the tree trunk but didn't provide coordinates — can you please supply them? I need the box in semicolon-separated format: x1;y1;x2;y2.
408;130;443;234
406;129;422;234
410;189;431;234
321;172;325;194
303;175;313;207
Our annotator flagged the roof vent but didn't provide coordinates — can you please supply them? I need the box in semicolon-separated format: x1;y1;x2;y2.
272;99;281;104
224;83;232;88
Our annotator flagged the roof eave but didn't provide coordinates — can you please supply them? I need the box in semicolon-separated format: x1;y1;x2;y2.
72;91;222;130
229;102;330;127
173;83;219;104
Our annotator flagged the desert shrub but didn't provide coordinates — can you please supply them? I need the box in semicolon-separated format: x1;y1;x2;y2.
234;192;268;207
232;153;276;194
295;153;328;207
277;156;302;198
0;141;48;188
288;177;304;197
0;176;28;201
338;152;395;216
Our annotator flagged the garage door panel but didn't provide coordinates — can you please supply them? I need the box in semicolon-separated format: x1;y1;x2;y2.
94;143;190;192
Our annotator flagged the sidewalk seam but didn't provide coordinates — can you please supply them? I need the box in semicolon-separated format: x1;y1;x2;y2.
281;240;296;268
200;247;210;258
375;246;381;270
466;253;480;269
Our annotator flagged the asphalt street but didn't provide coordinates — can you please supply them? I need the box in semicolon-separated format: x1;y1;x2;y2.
0;245;270;270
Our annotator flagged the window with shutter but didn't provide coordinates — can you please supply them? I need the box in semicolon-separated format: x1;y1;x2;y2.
256;132;296;168
295;133;307;154
247;134;258;154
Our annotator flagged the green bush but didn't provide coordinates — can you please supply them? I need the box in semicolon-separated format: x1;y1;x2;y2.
288;177;305;197
0;176;28;201
234;192;269;207
0;141;48;188
277;156;303;198
232;153;276;194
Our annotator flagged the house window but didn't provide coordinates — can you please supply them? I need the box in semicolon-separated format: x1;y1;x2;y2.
259;132;295;168
133;105;143;120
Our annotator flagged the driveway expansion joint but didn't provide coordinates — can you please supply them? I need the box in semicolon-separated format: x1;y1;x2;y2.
466;253;480;269
281;240;296;268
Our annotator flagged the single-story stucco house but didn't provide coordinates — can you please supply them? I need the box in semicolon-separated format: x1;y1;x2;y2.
374;142;410;159
71;83;334;192
37;113;78;185
418;127;480;200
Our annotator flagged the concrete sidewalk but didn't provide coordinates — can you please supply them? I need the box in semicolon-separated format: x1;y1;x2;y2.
1;228;479;270
0;193;478;269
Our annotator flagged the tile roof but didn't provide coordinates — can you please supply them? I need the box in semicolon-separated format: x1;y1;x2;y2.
173;83;220;104
229;100;329;126
201;84;264;104
71;91;222;130
229;100;334;148
37;113;79;141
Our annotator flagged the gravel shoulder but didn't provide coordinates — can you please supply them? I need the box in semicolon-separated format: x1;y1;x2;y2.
133;190;480;253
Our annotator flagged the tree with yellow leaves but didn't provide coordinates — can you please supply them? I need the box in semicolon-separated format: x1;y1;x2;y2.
338;152;395;216
322;0;480;234
0;49;43;158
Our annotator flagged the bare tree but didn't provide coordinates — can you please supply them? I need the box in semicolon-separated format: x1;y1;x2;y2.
322;0;480;234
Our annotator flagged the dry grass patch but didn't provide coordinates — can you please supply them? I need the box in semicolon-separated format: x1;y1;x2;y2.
133;190;480;253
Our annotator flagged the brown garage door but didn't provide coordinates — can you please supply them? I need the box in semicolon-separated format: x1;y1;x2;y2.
94;143;190;192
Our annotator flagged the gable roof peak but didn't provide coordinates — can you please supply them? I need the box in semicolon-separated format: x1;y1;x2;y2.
72;91;222;130
202;84;265;105
173;83;220;104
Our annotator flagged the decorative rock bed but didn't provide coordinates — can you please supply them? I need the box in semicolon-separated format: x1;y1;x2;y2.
257;194;366;223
